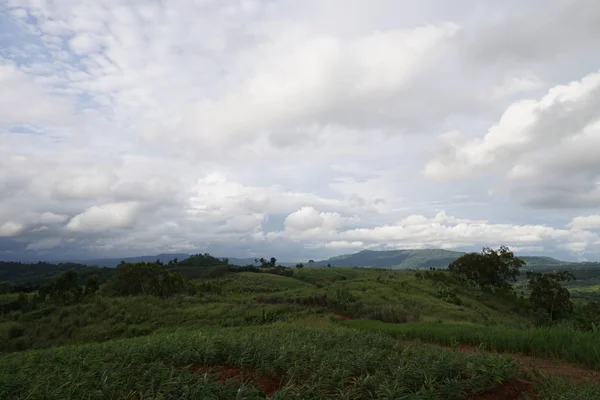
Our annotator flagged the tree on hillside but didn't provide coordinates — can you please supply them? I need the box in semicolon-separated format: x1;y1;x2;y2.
39;270;84;305
527;270;575;321
295;263;304;269
0;281;14;294
448;246;525;290
102;262;191;297
84;275;100;296
269;257;277;267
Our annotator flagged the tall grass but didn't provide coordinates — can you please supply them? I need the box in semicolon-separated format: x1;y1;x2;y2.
343;320;600;371
0;324;520;399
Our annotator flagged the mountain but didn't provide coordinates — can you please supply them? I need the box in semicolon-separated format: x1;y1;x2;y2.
311;249;463;269
58;254;296;268
310;249;575;270
69;253;191;267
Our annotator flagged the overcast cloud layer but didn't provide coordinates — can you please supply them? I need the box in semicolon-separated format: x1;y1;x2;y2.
1;0;600;262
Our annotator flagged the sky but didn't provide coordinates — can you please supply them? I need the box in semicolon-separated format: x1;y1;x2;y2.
1;0;600;262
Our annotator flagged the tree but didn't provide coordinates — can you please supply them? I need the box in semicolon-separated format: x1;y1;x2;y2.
527;270;575;321
269;257;277;267
84;275;100;296
39;270;84;305
448;246;525;290
0;281;14;294
295;263;304;269
102;262;190;297
308;260;315;264
327;263;332;268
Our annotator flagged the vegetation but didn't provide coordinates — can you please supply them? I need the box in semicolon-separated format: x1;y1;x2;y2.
0;324;522;399
1;248;600;398
448;246;525;291
343;320;600;370
527;270;575;321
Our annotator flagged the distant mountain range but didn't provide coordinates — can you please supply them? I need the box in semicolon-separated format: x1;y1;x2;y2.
64;254;295;268
309;249;594;270
54;249;599;270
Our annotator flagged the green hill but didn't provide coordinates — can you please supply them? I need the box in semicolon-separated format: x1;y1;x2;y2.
313;249;463;268
312;249;577;270
1;260;600;398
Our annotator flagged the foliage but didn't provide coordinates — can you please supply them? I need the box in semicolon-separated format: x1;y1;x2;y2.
177;253;230;267
39;270;84;305
0;261;114;289
0;281;15;294
448;246;525;290
102;262;192;297
527;270;575;321
344;320;600;371
0;324;521;399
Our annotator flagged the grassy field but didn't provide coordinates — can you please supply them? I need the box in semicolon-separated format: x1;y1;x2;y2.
341;320;600;370
1;265;600;398
0;268;534;353
0;323;522;399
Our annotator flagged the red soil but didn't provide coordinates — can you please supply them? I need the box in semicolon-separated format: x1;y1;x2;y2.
452;344;600;386
472;379;538;400
333;312;352;320
187;364;285;396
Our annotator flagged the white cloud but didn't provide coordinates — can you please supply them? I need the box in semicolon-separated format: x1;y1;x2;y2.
37;212;68;224
2;0;600;261
491;74;544;98
569;215;600;230
26;237;62;251
426;70;600;207
270;208;599;255
68;33;99;55
151;22;459;151
284;206;359;232
0;222;24;237
66;202;141;232
0;64;75;127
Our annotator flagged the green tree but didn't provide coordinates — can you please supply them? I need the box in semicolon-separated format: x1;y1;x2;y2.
527;270;575;321
84;275;100;296
448;246;525;290
39;270;83;305
295;263;304;269
269;257;277;267
0;281;14;294
102;262;190;297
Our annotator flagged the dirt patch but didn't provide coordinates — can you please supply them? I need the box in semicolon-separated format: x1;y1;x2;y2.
450;344;600;386
333;312;352;320
472;379;538;400
187;364;285;396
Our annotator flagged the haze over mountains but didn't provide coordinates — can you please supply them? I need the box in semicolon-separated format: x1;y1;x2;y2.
36;249;599;270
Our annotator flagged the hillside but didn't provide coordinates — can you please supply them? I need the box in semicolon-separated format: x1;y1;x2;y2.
311;249;581;270
1;265;599;398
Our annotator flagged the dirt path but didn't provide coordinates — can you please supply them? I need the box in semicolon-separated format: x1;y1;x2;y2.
445;343;600;386
407;341;600;399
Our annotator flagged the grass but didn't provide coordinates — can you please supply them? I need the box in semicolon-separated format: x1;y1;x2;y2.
536;376;600;399
0;269;534;353
0;323;521;399
2;267;599;398
342;320;600;371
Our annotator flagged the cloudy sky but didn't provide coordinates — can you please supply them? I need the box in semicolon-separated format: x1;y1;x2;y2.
1;0;600;262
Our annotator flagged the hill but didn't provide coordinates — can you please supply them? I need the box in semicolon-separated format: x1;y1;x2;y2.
311;249;579;270
67;253;191;267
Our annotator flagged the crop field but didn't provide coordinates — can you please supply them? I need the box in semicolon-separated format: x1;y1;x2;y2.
1;262;600;398
0;324;522;399
342;320;600;371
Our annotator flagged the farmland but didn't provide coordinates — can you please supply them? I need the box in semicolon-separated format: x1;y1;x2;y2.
1;255;600;399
